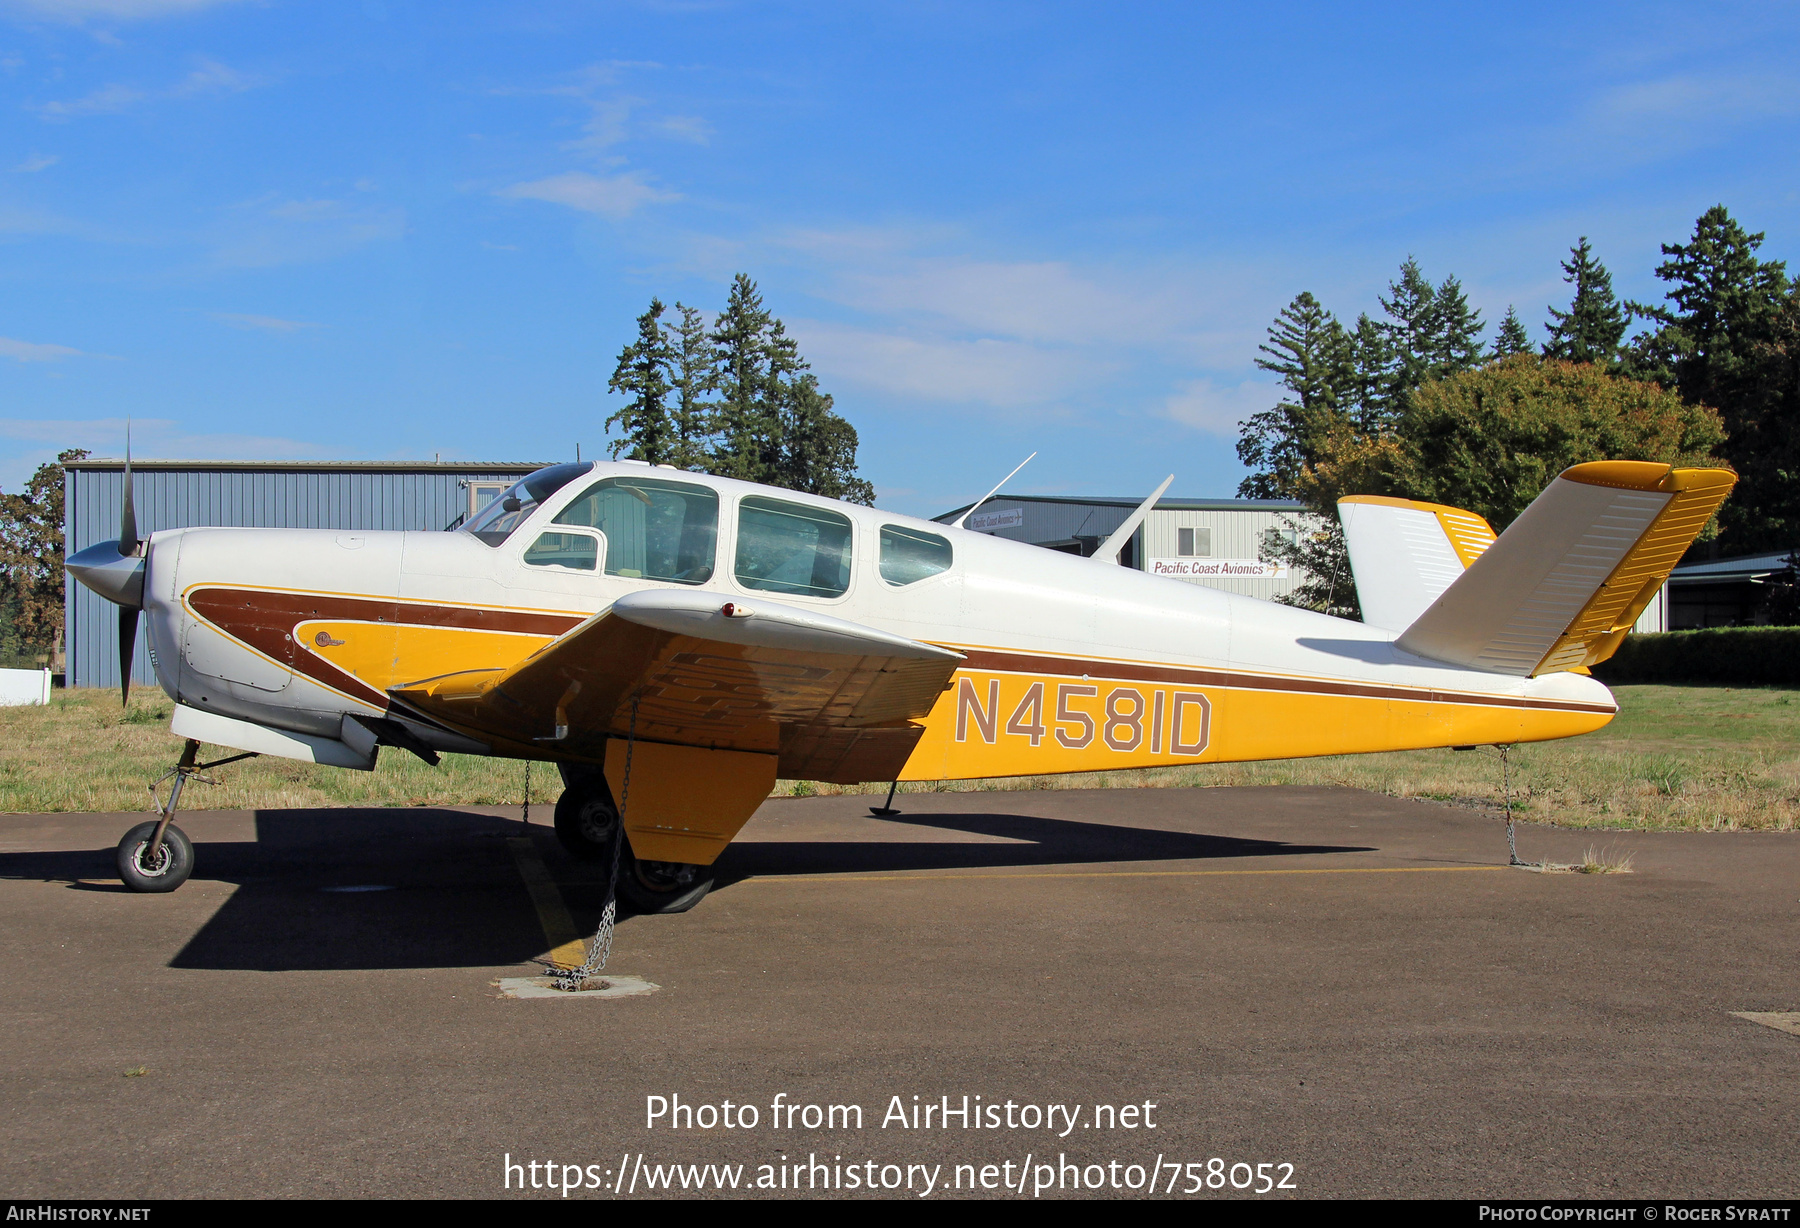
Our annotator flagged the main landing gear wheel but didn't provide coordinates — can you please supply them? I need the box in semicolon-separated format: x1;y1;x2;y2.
117;821;194;893
553;781;620;862
552;774;715;912
617;843;714;915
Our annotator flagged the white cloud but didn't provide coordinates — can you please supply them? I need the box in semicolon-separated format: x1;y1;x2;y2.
170;56;257;97
770;226;1273;369
1161;377;1276;437
828;260;1168;348
1597;72;1800;125
36;55;262;119
211;195;405;268
12;153;56;172
37;81;143;117
498;171;677;219
210;313;316;332
0;335;84;361
792;320;1105;408
563;97;636;155
3;0;244;20
647;114;711;145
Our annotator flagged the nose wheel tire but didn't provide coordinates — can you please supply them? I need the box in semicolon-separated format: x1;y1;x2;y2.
117;821;194;893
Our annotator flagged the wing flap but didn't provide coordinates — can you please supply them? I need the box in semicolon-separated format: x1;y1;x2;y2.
389;589;963;782
1395;462;1735;676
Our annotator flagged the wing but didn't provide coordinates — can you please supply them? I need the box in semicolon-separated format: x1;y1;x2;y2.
1395;462;1735;676
388;588;964;783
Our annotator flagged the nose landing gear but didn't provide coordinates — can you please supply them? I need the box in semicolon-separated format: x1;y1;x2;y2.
117;738;258;893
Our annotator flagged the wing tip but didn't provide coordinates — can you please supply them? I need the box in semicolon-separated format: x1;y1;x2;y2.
1561;460;1737;494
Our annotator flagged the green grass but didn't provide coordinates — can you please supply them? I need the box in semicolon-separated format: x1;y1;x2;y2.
4;685;1799;832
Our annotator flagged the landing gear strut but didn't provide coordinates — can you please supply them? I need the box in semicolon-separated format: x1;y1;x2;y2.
118;738;257;893
553;764;715;914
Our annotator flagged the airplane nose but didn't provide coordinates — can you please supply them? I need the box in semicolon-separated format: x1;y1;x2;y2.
67;539;145;609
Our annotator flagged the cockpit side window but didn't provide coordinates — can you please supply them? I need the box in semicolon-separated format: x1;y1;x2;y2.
554;477;719;584
734;496;854;598
879;525;953;585
462;462;594;547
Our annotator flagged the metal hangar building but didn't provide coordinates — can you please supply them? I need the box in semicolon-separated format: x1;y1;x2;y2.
63;458;546;691
932;492;1317;600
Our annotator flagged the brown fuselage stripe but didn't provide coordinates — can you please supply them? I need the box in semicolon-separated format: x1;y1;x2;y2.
185;588;584;709
181;587;1616;722
953;649;1618;716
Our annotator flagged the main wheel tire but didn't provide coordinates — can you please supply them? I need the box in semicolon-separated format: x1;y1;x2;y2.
117;821;194;893
553;782;620;862
616;843;714;914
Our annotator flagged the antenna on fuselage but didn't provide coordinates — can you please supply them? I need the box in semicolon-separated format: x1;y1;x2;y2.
953;451;1036;530
1095;473;1174;565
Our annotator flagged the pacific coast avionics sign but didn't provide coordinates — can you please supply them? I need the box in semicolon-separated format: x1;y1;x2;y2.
1149;559;1289;579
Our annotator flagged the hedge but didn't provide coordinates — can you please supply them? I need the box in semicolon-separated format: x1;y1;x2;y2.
1591;627;1800;686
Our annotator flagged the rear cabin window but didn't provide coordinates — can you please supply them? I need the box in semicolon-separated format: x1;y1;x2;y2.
554;477;718;583
879;525;953;585
734;496;854;599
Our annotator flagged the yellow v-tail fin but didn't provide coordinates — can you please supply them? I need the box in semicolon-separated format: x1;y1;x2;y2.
1392;462;1735;676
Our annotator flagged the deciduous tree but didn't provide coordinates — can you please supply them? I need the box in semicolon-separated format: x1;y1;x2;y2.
0;448;87;662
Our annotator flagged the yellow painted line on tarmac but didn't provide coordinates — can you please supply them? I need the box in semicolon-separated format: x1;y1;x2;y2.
506;836;587;969
747;865;1508;885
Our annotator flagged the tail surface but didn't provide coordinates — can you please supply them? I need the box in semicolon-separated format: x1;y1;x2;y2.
1339;495;1497;632
1390;462;1734;677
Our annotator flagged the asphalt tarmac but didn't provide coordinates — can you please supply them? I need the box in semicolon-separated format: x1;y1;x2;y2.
1;786;1795;1200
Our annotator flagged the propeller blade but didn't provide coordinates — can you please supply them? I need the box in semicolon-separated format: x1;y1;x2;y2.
119;421;137;554
119;605;138;707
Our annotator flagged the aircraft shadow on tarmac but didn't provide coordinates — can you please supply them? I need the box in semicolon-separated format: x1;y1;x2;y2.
708;809;1371;882
0;806;1372;973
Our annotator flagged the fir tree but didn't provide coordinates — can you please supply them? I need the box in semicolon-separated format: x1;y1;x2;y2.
1624;206;1792;551
1543;237;1628;365
1431;273;1487;374
1377;257;1441;406
1237;292;1351;499
1624;205;1790;407
1491;306;1533;359
777;374;875;505
604;298;676;464
1344;312;1393;430
1374;260;1487;407
663;302;715;471
708;274;798;484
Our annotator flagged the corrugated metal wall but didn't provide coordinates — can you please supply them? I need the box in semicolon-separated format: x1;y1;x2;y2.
65;463;545;690
1141;508;1323;598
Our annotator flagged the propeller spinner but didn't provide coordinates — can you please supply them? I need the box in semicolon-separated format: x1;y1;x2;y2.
64;428;145;705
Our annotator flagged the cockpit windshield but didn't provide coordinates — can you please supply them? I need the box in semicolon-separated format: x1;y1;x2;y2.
461;461;594;547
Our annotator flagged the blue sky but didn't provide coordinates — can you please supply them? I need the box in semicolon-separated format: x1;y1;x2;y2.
1;1;1796;517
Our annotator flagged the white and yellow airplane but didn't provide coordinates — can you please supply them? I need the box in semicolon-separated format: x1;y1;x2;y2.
67;456;1733;907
